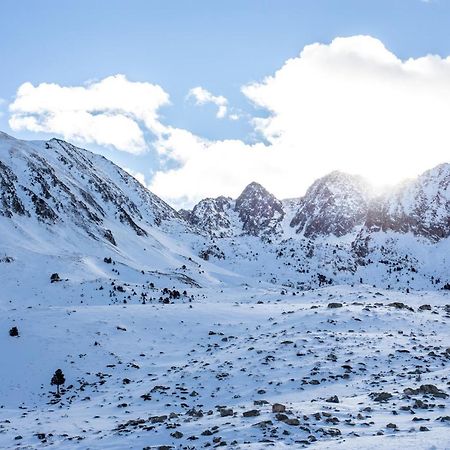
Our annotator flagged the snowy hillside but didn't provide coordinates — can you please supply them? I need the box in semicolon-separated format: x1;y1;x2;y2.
0;131;247;307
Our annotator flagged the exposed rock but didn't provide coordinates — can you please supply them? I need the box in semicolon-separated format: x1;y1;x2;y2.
272;403;286;413
328;302;343;309
243;409;260;417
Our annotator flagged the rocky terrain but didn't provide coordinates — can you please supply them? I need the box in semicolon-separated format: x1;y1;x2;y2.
1;284;449;449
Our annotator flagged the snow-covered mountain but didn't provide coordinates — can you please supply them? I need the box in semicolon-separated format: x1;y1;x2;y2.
364;163;450;241
182;161;450;290
290;171;372;238
235;181;285;237
185;166;450;246
0;131;185;240
180;182;284;239
1;130;450;292
179;196;236;238
0;131;238;296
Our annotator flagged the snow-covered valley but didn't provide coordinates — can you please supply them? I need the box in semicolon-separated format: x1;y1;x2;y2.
1;283;449;449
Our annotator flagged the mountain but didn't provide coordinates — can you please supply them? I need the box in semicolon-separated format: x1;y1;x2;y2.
184;172;372;241
182;165;450;290
235;182;285;237
0;132;184;239
364;163;450;241
0;131;231;292
2;130;450;291
290;171;372;238
181;182;284;238
180;196;235;238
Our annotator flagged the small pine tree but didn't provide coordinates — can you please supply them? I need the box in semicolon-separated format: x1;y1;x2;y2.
51;369;65;395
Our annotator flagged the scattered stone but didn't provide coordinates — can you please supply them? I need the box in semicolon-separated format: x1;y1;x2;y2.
372;392;393;402
272;403;286;413
243;409;260;417
219;408;233;417
328;302;343;308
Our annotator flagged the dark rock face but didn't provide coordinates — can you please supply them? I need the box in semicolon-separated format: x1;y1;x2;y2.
0;160;27;218
290;171;371;238
234;182;284;237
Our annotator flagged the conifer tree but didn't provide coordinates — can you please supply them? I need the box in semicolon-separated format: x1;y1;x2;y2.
51;369;65;395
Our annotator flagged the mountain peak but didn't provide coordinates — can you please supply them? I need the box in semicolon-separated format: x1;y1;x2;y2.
237;181;268;197
235;182;284;237
290;171;372;238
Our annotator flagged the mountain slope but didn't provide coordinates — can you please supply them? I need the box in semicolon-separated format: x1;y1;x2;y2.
0;132;241;293
0;132;185;241
2;131;450;292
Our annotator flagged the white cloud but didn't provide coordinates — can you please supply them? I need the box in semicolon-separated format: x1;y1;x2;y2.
9;74;169;153
187;86;228;119
150;36;450;206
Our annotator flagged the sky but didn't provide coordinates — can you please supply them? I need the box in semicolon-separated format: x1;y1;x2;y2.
1;0;450;208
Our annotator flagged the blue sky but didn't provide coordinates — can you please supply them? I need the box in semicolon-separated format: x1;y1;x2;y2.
1;0;450;207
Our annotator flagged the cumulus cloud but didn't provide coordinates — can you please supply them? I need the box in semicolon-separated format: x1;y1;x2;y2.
150;36;450;206
9;74;169;153
187;86;228;118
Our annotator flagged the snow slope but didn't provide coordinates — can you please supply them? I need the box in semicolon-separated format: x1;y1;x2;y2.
0;286;449;449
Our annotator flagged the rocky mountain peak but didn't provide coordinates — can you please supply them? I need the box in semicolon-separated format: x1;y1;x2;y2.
363;163;450;241
235;182;284;236
290;171;372;238
0;132;186;247
182;196;234;238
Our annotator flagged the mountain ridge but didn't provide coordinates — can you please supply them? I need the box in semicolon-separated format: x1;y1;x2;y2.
1;130;450;291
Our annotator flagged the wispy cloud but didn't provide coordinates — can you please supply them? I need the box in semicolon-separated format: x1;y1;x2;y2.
187;86;229;119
